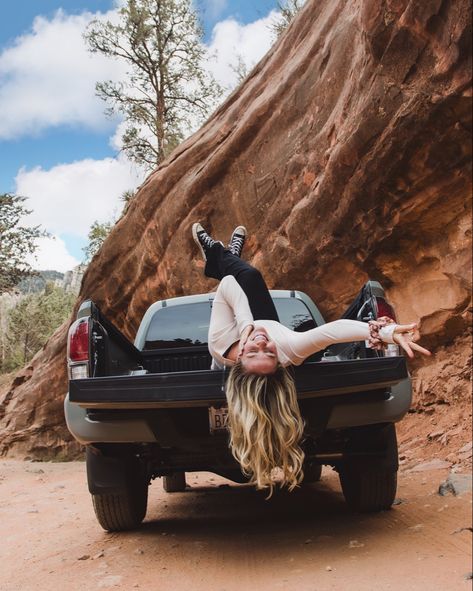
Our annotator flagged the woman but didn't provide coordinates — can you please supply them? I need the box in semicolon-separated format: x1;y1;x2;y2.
192;222;431;495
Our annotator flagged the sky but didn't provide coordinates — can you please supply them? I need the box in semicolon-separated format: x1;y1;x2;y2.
0;0;282;271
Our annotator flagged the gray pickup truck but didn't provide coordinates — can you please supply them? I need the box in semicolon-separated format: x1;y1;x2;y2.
65;281;411;532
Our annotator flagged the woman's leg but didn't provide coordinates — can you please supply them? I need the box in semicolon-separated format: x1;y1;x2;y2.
205;242;279;322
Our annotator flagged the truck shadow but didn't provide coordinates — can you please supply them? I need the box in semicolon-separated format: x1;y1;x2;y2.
137;471;404;554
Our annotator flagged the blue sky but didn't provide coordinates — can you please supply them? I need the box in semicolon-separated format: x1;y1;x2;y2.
0;0;280;270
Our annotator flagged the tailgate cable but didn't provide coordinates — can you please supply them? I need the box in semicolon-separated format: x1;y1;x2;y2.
92;333;103;377
221;365;227;394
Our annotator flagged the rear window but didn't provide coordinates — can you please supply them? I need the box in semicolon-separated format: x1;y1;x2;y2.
144;297;316;350
144;302;211;349
273;297;316;333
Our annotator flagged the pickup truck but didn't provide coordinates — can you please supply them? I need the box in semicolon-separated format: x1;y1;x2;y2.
65;281;411;532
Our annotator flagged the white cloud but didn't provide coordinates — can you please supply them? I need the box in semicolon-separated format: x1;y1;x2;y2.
25;235;80;272
0;6;277;141
206;13;277;90
15;156;146;238
0;8;126;140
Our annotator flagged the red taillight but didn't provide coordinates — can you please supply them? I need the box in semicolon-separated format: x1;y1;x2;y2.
68;318;89;362
375;297;397;322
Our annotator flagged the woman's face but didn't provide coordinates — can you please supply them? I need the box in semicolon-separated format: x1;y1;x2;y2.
238;327;278;375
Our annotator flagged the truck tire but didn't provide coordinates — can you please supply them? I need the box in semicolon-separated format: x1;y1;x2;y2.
303;463;322;483
92;483;148;532
163;472;187;492
86;447;148;531
339;423;398;512
339;465;397;512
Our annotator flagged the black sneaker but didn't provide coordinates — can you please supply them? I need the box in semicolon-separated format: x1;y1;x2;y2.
228;225;247;257
192;223;220;261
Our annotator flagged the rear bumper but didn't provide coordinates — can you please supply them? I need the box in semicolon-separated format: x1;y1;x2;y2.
327;377;412;428
65;393;157;444
64;376;412;445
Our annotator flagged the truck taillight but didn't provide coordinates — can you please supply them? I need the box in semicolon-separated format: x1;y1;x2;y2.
68;318;89;362
375;297;397;322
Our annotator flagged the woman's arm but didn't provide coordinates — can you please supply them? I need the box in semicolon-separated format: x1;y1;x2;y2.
287;319;374;362
287;319;428;361
208;276;254;358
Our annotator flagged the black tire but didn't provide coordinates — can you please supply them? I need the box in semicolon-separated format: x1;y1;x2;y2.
339;465;397;512
92;483;148;532
86;447;148;532
163;472;187;492
303;463;322;483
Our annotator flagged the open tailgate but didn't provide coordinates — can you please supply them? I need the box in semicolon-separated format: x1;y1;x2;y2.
69;357;408;409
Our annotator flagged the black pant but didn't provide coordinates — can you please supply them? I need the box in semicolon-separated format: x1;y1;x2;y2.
205;243;279;322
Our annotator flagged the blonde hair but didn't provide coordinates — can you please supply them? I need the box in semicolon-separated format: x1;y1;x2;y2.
225;362;305;496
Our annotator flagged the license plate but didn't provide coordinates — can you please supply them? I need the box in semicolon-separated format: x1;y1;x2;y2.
208;406;229;434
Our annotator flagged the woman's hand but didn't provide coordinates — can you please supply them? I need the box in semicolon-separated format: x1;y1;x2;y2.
393;323;431;359
237;325;254;359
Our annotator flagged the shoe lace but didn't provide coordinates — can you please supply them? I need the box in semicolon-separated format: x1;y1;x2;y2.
199;232;215;249
231;235;244;254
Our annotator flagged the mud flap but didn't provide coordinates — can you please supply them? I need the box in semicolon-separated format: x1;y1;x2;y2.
343;423;399;471
86;446;141;494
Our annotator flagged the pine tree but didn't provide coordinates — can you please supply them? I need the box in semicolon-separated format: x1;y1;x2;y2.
82;220;114;263
271;0;304;37
2;284;75;371
85;0;223;170
0;194;47;292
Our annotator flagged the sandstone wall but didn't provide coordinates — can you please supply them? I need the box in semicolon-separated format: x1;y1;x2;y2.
0;0;471;458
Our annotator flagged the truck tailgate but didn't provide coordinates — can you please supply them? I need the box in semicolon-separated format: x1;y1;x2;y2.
69;357;408;409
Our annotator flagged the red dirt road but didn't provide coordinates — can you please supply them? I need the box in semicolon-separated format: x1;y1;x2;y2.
1;460;471;591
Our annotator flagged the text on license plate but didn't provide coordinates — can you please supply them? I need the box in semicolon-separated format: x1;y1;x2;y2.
208;406;228;433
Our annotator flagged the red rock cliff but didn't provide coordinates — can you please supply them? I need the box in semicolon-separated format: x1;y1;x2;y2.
0;0;471;459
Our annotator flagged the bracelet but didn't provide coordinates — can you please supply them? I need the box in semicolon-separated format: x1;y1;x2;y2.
368;316;396;350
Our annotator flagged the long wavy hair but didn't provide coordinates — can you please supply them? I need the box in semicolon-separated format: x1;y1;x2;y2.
225;362;305;496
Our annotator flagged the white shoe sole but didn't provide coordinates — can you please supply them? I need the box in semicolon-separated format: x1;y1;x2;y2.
192;222;207;261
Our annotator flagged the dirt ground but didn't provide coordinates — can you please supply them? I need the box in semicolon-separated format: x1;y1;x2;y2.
0;460;471;591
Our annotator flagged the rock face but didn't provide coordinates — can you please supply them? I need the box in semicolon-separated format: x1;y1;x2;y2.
0;0;471;458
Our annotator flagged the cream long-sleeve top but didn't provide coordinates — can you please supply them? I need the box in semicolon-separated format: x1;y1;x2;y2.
208;275;397;369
